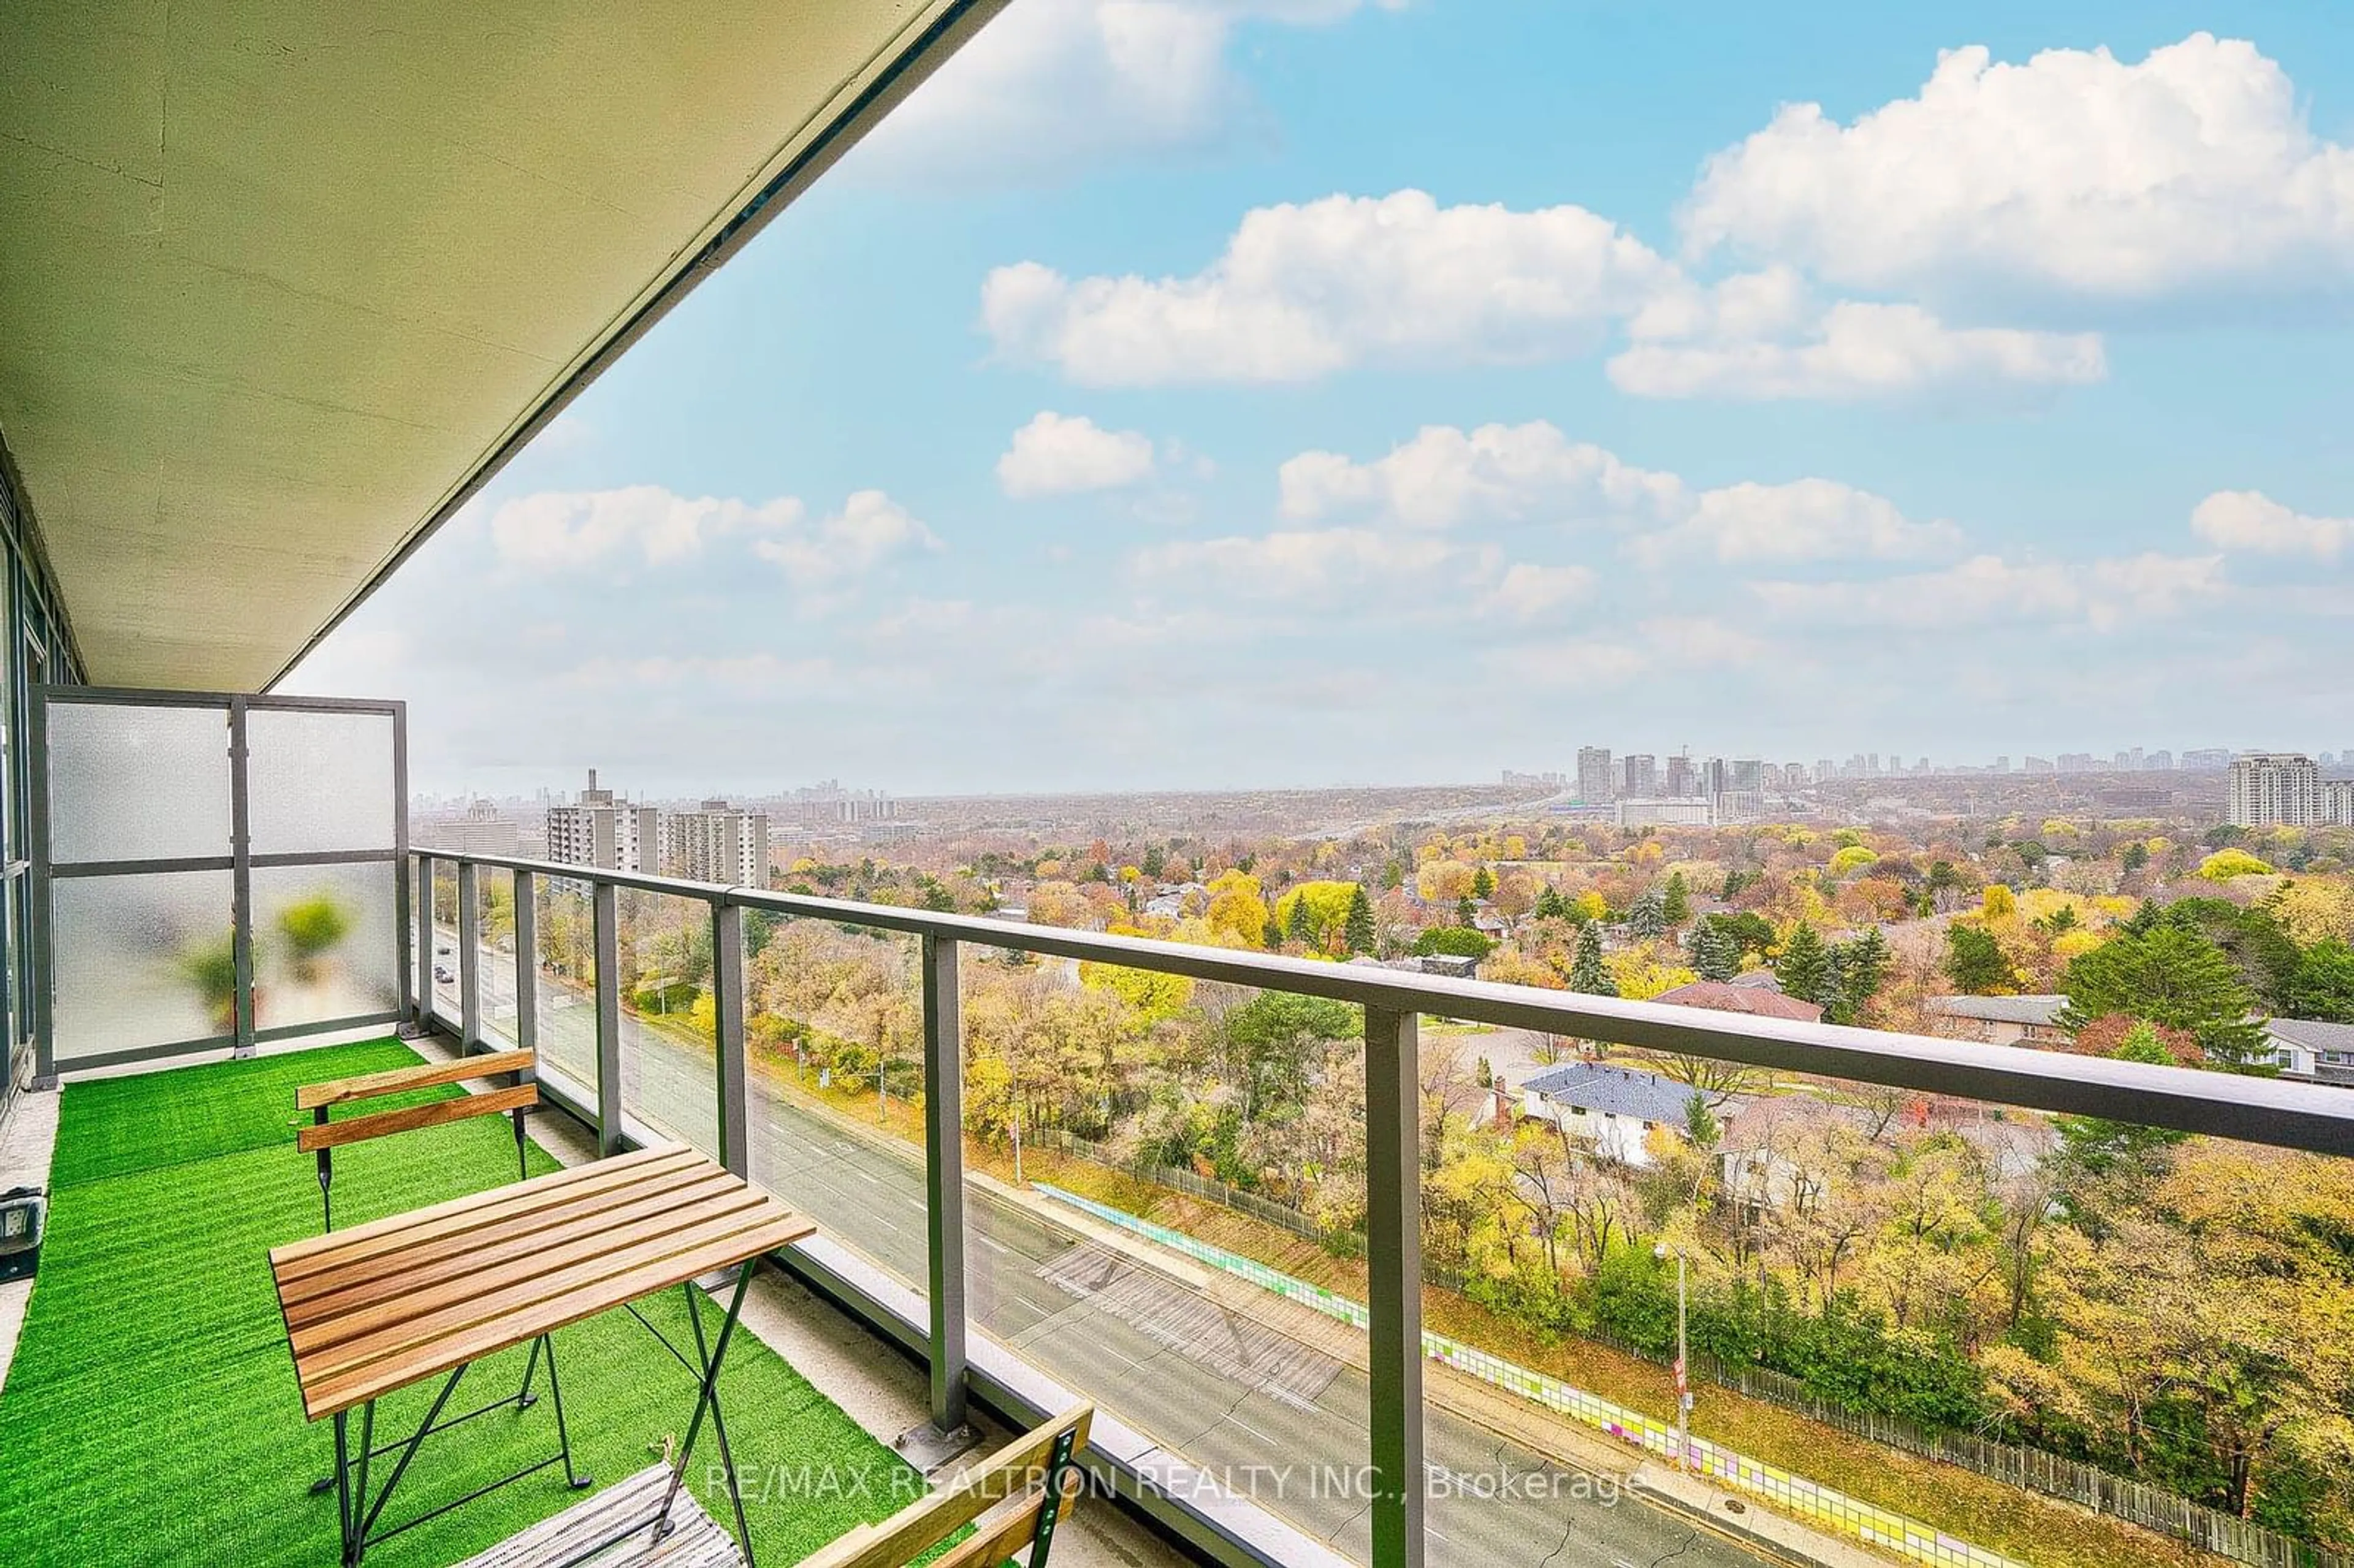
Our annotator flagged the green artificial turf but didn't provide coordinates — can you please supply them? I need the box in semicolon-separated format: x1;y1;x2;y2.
0;1040;926;1567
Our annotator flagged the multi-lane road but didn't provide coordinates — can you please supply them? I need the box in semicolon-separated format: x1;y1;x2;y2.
441;931;1763;1568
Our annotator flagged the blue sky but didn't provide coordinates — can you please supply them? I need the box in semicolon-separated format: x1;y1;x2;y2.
287;2;2354;797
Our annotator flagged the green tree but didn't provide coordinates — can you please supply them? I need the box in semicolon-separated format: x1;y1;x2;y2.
1224;993;1359;1120
2162;897;2303;1010
1688;920;1739;982
1344;883;1377;956
1472;864;1496;900
2120;840;2150;873
2288;940;2354;1024
1533;886;1566;921
1835;927;1891;1015
1286;892;1316;946
1567;923;1617;997
1661;870;1691;926
1412;926;1495;960
1626;887;1666;938
1683;1090;1721;1149
2057;925;2270;1068
1262;914;1284;950
1776;921;1833;1008
1945;925;2013;994
1456;894;1478;926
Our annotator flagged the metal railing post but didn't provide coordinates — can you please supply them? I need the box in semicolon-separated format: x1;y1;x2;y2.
414;854;436;1027
512;869;536;1052
922;932;969;1436
228;696;254;1057
713;899;748;1178
593;880;622;1156
1365;1005;1425;1568
456;860;481;1051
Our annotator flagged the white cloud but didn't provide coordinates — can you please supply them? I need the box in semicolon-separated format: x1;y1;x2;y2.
1483;562;1595;620
1280;422;1948;565
1608;301;2105;402
1491;618;1765;690
997;411;1158;497
2191;490;2354;560
1752;552;2225;631
856;1;1400;183
983;189;1678;385
750;490;940;588
1681;33;2354;305
489;486;803;568
563;653;836;693
1279;421;1685;530
1134;527;1474;602
1635;478;1962;565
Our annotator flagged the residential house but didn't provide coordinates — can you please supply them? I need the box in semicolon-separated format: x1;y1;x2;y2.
1924;994;2070;1047
2267;1019;2354;1086
1516;1063;1704;1167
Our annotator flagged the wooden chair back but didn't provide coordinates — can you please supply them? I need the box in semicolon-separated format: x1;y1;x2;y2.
798;1404;1093;1568
295;1048;539;1231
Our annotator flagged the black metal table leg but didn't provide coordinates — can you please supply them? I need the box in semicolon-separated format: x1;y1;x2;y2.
681;1277;754;1556
652;1260;758;1564
332;1409;353;1565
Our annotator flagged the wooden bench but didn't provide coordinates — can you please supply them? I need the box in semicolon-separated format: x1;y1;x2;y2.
799;1404;1094;1568
297;1047;540;1233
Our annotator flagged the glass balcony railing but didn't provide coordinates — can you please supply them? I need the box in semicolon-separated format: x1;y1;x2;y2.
405;847;2354;1568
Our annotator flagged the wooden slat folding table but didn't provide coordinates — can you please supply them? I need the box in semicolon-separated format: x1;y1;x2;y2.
270;1143;813;1566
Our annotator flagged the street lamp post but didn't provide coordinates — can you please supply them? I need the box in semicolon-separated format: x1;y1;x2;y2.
1655;1241;1691;1474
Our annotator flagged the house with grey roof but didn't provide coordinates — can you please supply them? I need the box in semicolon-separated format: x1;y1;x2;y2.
1925;994;2069;1047
1515;1062;1709;1166
2266;1019;2354;1086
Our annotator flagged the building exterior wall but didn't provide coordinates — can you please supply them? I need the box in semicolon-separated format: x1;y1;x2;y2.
664;803;770;885
2228;753;2322;827
1516;1087;1664;1165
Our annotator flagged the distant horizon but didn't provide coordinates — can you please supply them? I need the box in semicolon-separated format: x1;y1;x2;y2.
406;746;2343;810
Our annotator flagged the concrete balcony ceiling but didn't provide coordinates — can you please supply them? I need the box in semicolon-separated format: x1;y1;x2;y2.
0;1;994;690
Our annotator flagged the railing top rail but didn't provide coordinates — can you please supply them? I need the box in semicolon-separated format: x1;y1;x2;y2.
412;848;2354;1157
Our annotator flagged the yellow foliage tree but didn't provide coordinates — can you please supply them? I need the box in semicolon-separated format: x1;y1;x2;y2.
1417;859;1477;902
1982;884;2017;921
1203;868;1268;947
2200;848;2277;880
2270;880;2354;946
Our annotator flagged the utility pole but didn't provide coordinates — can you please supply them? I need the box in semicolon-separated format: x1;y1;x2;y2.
1657;1241;1692;1474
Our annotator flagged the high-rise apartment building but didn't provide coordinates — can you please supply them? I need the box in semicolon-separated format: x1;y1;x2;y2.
2228;753;2323;828
664;799;771;886
1621;753;1657;796
2325;779;2354;828
1664;753;1694;799
546;769;660;873
1575;747;1614;803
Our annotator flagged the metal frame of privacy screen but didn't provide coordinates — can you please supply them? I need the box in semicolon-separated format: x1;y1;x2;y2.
29;688;407;1083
